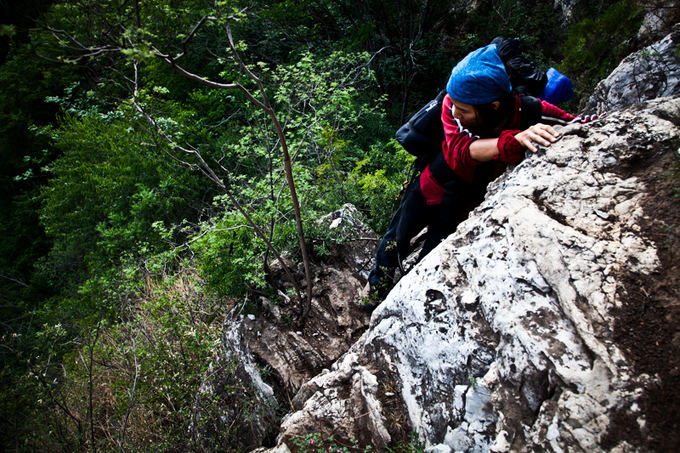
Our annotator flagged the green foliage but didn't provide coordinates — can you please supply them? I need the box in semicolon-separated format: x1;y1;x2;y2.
187;49;398;295
345;140;414;233
38;111;203;296
192;209;268;296
0;34;76;294
559;0;644;108
5;274;235;451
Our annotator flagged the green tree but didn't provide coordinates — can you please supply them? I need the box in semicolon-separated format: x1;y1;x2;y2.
38;0;326;318
559;0;644;108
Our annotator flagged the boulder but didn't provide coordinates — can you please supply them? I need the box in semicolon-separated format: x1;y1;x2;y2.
272;97;680;452
584;26;680;114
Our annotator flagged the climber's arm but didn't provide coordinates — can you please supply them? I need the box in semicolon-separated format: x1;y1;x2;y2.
469;123;559;163
468;138;502;162
513;123;559;152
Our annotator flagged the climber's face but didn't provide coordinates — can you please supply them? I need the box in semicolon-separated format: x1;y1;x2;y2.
451;99;481;128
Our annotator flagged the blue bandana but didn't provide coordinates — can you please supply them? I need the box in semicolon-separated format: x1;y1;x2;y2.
446;44;512;105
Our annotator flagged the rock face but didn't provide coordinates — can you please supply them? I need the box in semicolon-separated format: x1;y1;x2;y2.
274;97;680;451
191;321;279;450
241;204;375;396
638;1;680;43
198;205;377;449
584;26;680;114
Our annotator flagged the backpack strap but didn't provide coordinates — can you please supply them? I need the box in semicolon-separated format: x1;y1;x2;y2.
519;95;542;129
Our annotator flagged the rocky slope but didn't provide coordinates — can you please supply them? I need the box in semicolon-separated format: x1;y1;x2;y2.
204;29;680;452
584;24;680;114
271;94;680;452
265;23;680;448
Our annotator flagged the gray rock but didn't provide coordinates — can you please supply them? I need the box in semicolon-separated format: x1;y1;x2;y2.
240;204;375;397
584;26;680;114
270;97;680;452
551;0;581;24
190;320;278;450
314;203;378;280
638;1;679;43
191;204;378;449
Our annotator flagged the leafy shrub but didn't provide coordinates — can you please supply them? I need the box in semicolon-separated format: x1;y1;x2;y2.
38;110;204;297
188;50;402;296
345;140;414;234
10;274;234;452
559;0;644;109
192;207;269;296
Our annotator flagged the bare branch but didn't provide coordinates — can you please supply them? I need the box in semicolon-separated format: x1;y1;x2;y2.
225;24;262;86
130;101;305;305
175;15;218;60
152;48;236;89
151;47;270;113
173;224;252;254
118;332;139;452
131;101;223;186
44;25;91;51
224;21;314;324
0;272;29;288
87;321;102;453
33;367;84;436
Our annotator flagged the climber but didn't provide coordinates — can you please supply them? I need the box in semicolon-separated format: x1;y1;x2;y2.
363;43;596;309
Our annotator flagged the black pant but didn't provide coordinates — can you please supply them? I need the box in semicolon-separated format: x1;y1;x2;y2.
368;176;465;298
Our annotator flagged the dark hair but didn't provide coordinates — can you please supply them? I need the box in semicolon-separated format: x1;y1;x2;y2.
476;92;516;136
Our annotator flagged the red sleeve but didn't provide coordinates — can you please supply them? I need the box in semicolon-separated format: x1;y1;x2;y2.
495;129;524;164
540;100;599;124
441;95;480;182
540;100;576;123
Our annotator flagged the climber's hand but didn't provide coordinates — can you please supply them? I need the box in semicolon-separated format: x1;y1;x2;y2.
514;123;559;153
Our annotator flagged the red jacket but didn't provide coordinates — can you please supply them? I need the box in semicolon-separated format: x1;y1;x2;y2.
419;94;582;205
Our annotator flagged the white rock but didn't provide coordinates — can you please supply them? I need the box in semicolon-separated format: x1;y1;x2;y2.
271;97;680;452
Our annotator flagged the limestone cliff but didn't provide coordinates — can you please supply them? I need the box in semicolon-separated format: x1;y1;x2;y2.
207;31;680;453
272;95;680;452
269;92;680;452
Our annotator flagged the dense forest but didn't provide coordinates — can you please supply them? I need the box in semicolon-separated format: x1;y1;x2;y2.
0;0;648;450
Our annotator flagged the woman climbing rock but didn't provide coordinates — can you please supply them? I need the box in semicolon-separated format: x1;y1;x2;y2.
364;43;596;309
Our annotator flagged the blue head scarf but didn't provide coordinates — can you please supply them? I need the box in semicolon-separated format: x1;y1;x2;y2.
446;44;512;105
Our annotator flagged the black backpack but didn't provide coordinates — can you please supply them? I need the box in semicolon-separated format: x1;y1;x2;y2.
395;89;446;170
491;36;547;97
